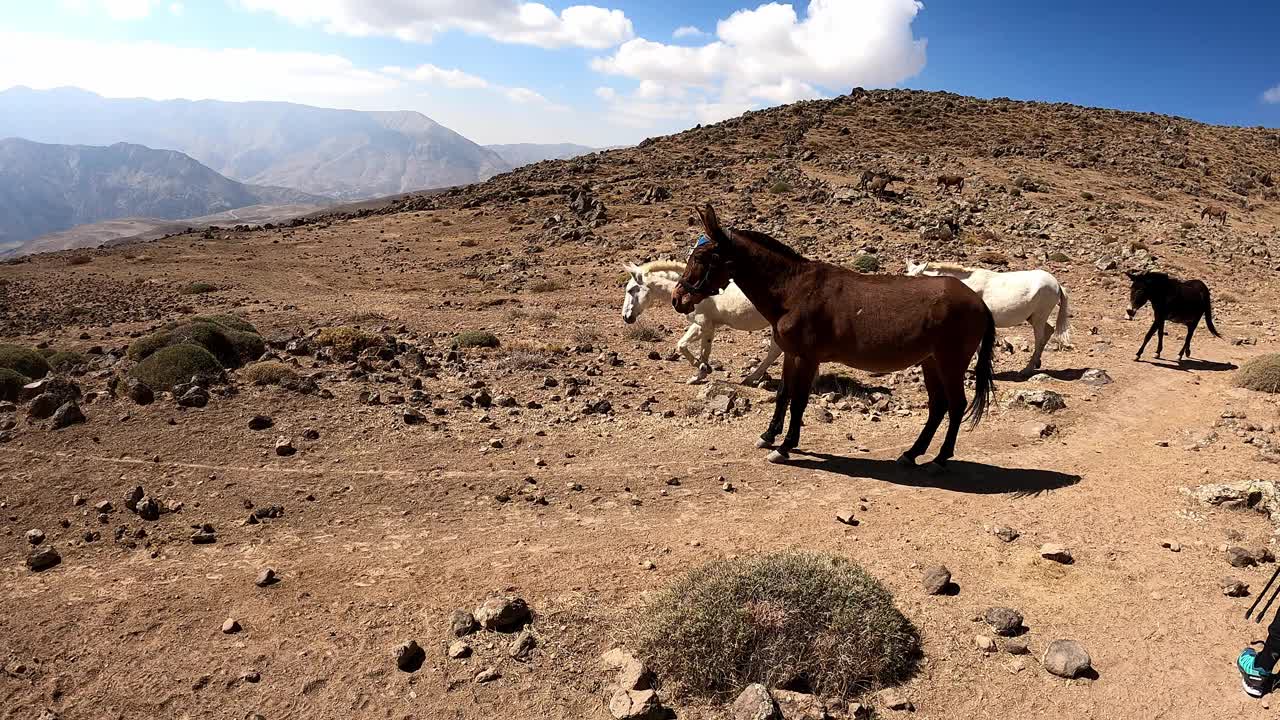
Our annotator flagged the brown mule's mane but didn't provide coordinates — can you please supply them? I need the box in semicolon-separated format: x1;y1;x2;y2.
727;229;808;263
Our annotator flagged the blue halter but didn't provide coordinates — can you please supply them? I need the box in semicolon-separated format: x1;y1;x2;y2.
694;234;709;249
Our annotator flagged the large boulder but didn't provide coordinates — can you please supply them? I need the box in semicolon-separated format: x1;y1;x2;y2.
474;596;531;631
732;684;779;720
1043;639;1092;678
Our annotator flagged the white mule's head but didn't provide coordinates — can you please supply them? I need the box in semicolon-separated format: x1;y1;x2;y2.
621;263;650;324
905;259;931;277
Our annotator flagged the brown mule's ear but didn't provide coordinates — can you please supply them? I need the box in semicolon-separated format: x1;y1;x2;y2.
1124;270;1138;281
698;202;724;241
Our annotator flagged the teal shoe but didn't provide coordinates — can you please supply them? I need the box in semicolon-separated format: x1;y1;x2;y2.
1239;648;1274;698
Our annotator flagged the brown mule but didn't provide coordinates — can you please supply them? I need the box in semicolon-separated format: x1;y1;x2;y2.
672;204;996;471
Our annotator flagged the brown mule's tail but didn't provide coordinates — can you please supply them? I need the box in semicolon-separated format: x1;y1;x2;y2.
966;308;997;427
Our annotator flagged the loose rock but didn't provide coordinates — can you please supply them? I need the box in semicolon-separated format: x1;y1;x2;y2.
474;596;531;631
447;640;471;659
51;401;86;429
1043;639;1092;678
1222;578;1250;597
509;628;537;660
922;565;952;595
1040;544;1074;564
222;618;242;634
26;546;61;571
255;568;278;587
474;667;500;684
274;437;296;456
394;640;425;672
247;415;273;430
26;528;45;545
731;683;779;720
983;607;1025;636
609;689;662;720
449;609;478;637
975;635;997;653
873;687;914;712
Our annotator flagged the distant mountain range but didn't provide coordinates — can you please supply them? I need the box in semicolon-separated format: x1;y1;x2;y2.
0;138;326;254
0;87;597;201
485;143;595;167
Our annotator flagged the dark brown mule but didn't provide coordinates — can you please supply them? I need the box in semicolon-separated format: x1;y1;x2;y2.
1201;205;1228;226
673;204;996;471
936;174;965;193
1125;271;1222;361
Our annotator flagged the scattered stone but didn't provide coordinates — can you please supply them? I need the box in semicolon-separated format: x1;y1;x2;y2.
247;415;273;430
123;486;144;511
403;408;427;425
1080;369;1114;386
609;688;662;719
731;683;779;720
255;568;278;587
27;393;62;420
615;654;652;691
771;689;828;719
26;546;61;571
221;618;242;634
274;437;296;456
1222;578;1250;597
448;640;471;659
191;527;216;544
94;500;113;513
1022;422;1056;439
474;667;500;684
921;565;952;595
51;401;86;429
1227;546;1258;568
126;379;154;405
992;525;1019;542
302;428;320;440
26;528;45;545
474;596;531;631
1006;389;1066;412
394;640;425;672
1040;544;1074;564
873;687;914;712
509;628;537;660
135;495;160;521
1003;637;1030;655
847;702;872;720
975;635;997;653
1043;639;1092;679
449;609;478;637
983;607;1025;636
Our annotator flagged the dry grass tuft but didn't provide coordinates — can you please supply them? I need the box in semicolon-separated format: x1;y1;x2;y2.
1234;354;1280;394
633;552;919;701
316;326;383;355
527;278;564;293
454;330;500;349
179;282;218;295
239;361;300;386
623;323;665;342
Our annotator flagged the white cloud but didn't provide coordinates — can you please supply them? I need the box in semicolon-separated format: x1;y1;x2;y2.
595;86;617;101
383;64;491;89
1264;85;1280;104
169;2;184;15
61;0;158;19
592;0;926;127
672;25;705;39
238;0;634;49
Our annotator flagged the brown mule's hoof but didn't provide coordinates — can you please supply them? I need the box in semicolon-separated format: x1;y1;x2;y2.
766;450;789;464
924;461;948;476
896;454;917;469
755;438;772;449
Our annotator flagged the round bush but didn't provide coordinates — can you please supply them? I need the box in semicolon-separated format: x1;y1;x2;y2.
239;361;300;386
852;254;881;273
0;368;31;402
128;320;263;369
315;326;382;355
454;330;500;349
193;314;259;335
634;552;919;701
43;350;89;372
128;343;223;390
1235;354;1280;394
0;344;51;380
179;282;218;295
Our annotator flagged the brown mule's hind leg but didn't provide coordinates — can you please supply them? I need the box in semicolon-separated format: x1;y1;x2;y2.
898;360;947;467
929;362;972;472
768;356;817;464
1179;318;1199;361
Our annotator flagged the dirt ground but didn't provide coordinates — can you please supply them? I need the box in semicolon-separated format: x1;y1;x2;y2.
3;90;1280;719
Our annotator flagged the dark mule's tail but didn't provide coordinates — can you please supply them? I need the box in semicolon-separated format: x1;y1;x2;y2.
1204;294;1222;338
966;308;997;427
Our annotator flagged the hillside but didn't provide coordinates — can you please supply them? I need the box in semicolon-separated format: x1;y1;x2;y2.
2;89;1280;720
0;138;326;253
0;87;512;199
486;142;596;167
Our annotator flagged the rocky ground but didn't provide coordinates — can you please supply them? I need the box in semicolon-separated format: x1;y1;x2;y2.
2;89;1280;719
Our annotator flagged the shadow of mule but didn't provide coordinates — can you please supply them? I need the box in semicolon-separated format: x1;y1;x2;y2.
995;368;1091;383
787;452;1081;498
1138;358;1237;373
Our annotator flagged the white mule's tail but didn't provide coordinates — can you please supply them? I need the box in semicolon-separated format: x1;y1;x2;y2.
1053;286;1071;348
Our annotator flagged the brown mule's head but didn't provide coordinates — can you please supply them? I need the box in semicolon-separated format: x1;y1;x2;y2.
672;203;734;313
1124;270;1149;319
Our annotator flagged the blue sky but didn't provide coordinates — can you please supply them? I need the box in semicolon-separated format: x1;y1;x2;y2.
1;1;1277;146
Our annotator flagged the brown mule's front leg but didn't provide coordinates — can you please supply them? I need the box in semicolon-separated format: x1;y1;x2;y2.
899;363;946;467
768;356;817;464
1135;319;1159;360
757;357;791;449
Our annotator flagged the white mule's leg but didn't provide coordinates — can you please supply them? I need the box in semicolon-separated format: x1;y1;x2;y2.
688;323;716;384
1025;313;1049;372
743;335;783;386
676;324;702;369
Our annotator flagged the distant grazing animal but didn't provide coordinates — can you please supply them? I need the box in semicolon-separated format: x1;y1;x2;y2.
936;174;965;193
907;261;1070;373
1124;271;1221;361
673;203;996;471
622;260;781;385
857;169;879;191
1201;205;1228;226
867;174;902;196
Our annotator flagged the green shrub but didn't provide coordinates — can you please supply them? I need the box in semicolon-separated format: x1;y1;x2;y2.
454;330;500;349
179;282;218;295
1047;251;1071;263
192;314;258;334
43;350;90;371
527;278;563;293
0;344;51;379
0;368;30;402
128;343;223;390
1079;190;1095;201
239;360;300;386
634;552;919;701
1234;354;1280;393
853;254;881;273
128;320;264;368
315;326;383;355
769;180;792;194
